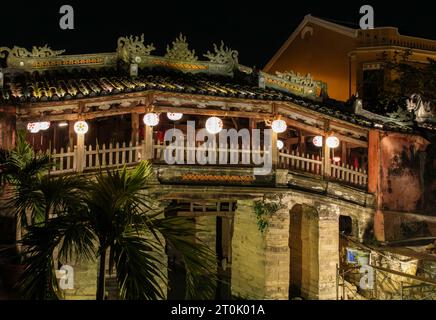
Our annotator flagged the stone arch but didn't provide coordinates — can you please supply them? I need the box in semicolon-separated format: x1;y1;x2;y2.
287;201;340;300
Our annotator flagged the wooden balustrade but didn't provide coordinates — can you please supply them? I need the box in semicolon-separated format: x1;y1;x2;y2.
46;140;368;188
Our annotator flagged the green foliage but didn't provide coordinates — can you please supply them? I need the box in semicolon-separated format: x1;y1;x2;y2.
15;161;217;300
2;136;217;300
362;50;436;114
253;201;279;233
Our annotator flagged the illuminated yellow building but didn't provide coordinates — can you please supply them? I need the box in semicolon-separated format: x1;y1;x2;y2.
264;15;436;102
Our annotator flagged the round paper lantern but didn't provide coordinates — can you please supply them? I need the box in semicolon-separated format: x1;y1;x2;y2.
277;140;284;150
326;136;340;149
271;119;287;133
38;122;50;131
167;112;183;121
74;121;89;134
27;122;40;133
205;116;223;134
143;113;159;127
312;136;323;147
27;121;50;133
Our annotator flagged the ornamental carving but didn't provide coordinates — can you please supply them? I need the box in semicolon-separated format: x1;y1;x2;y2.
203;41;238;66
0;45;65;59
406;94;435;124
275;70;315;87
165;33;198;62
117;34;155;63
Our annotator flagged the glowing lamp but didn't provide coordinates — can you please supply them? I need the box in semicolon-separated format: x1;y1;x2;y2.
58;122;68;127
312;136;323;147
333;156;341;163
74;121;89;134
277;140;284;150
27;121;50;133
326;136;340;149
205;116;223;134
143;113;159;127
167;112;183;121
271;119;287;133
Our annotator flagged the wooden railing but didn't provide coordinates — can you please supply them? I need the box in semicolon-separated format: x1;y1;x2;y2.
331;163;368;187
84;142;142;170
49;141;144;174
153;143;267;165
278;149;368;187
47;141;368;187
279;150;322;175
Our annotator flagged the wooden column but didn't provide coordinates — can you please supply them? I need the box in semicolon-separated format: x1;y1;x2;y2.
341;142;347;166
322;137;331;178
271;130;279;169
298;130;305;154
131;113;139;145
76;133;85;172
142;125;153;161
68;120;75;148
249;118;257;130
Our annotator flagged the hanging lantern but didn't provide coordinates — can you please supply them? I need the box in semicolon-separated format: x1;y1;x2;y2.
205;116;223;134
312;136;323;147
277;140;284;150
167;112;183;121
271;119;287;133
27;121;50;133
74;121;89;134
38;122;50;131
27;122;40;133
326;136;340;149
333;156;341;163
143;113;159;127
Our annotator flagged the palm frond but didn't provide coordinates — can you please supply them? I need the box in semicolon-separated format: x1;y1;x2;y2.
113;232;168;300
150;216;218;299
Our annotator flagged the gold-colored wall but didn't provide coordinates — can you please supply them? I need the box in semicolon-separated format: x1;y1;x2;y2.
266;23;357;101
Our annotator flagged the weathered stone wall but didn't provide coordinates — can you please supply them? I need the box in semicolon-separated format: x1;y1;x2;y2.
231;194;344;300
231;200;267;299
63;257;98;300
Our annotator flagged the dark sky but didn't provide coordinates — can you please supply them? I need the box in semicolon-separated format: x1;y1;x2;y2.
0;0;435;68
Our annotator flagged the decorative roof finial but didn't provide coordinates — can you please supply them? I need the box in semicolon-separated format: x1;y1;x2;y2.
204;41;238;66
117;34;155;63
0;45;65;59
165;33;197;62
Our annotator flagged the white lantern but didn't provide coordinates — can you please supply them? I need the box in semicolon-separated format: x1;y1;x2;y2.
27;121;50;133
271;119;287;133
333;156;341;163
167;112;183;121
277;140;284;150
74;121;89;134
205;116;223;134
27;122;40;133
312;136;323;147
326;136;340;149
143;113;159;127
38;122;50;131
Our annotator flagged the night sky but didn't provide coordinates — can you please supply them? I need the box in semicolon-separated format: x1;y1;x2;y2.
0;0;435;68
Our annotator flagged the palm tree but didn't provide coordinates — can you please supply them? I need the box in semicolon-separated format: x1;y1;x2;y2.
19;161;217;300
1;131;51;231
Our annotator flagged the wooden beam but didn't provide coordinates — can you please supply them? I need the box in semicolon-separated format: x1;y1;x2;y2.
371;265;436;286
284;118;324;135
153;105;269;119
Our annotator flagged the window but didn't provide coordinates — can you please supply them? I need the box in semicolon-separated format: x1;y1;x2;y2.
339;215;353;236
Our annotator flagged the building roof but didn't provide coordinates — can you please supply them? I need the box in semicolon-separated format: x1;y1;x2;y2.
0;34;423;133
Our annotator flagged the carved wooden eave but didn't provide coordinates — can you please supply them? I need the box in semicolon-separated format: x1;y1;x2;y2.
14;89;369;147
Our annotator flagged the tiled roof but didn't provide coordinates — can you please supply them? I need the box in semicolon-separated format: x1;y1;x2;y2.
0;67;413;132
